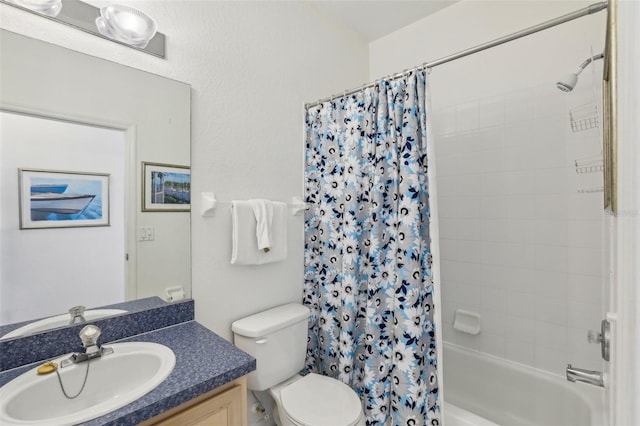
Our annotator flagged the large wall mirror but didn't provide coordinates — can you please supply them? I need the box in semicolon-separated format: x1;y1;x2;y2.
0;30;191;337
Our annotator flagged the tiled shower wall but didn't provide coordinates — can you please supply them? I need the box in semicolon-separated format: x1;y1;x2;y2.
434;81;605;375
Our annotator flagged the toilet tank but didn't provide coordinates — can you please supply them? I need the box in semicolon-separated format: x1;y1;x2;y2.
232;303;310;391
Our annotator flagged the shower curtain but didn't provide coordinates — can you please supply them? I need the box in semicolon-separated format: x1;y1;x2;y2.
303;70;439;426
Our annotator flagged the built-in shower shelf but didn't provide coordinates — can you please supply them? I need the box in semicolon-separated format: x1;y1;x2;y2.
577;186;604;194
575;158;604;174
569;103;599;132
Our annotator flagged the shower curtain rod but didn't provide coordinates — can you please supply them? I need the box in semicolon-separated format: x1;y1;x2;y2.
304;1;608;109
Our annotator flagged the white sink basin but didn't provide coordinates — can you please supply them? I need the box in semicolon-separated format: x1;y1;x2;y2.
0;309;127;340
0;341;175;425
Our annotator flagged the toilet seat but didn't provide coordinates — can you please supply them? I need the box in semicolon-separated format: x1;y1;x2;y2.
278;373;363;426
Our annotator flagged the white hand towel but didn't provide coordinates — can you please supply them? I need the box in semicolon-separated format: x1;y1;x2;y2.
231;200;287;265
249;199;274;252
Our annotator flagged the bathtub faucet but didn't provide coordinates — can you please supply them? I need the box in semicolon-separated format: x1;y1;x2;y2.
566;364;604;388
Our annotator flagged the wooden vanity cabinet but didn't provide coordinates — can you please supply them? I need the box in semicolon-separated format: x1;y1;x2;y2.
142;376;247;426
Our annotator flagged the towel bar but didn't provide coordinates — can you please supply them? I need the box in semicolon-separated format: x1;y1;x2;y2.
200;193;307;216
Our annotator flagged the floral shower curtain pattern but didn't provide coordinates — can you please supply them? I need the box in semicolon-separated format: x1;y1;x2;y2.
303;70;439;425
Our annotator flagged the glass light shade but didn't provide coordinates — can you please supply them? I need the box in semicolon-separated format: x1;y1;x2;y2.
6;0;62;17
96;4;157;49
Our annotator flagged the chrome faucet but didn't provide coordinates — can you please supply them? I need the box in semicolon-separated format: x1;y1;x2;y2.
68;305;86;324
566;364;604;388
61;324;113;368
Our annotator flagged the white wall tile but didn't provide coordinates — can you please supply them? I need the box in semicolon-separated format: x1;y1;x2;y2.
568;301;603;329
567;274;603;305
528;270;568;300
480;219;509;242
455;219;482;241
533;142;569;169
449;326;481;350
434;106;456;136
438;175;459;197
531;220;569;246
441;301;457;327
504;170;536;195
534;345;567;375
456;101;479;132
438;219;457;240
449;281;482;308
437;196;457;219
534;321;568;350
534;245;568;272
481;173;508;196
443;260;478;284
568;220;603;248
502;266;536;293
480;242;506;266
478;264;510;289
507;195;536;220
480;332;507;358
506;219;536;243
568;194;603;220
503;94;533;124
477;128;505;151
507;290;537;319
568;247;603;277
439;238;459;261
502;243;536;269
481;286;508;313
457;174;484;196
456;196;481;219
535;168;570;194
534;295;567;326
455;152;483;175
456;240;484;264
480;309;508;336
505;338;535;366
480;196;509;219
506;317;536;342
478;96;505;129
535;194;569;220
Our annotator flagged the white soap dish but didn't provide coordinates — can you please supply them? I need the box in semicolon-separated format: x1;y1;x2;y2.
453;309;481;335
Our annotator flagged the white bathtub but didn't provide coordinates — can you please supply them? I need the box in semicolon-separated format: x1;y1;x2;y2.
442;343;605;426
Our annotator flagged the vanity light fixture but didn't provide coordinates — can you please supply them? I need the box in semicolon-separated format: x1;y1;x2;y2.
0;0;166;58
96;4;157;49
4;0;61;17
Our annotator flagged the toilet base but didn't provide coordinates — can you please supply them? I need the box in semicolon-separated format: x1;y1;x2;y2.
268;374;366;426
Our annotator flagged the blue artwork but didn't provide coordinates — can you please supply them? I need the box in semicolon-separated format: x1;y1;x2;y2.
30;177;103;221
150;171;190;205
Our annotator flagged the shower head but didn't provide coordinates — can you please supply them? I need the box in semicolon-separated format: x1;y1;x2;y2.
557;73;579;92
556;52;604;92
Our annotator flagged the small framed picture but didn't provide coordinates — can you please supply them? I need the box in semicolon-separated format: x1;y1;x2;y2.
19;169;110;229
142;162;191;212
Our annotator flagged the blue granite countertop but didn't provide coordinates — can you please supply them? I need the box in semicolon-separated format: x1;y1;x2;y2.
0;321;256;426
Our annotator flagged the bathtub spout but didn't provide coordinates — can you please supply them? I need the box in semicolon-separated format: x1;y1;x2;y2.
566;364;604;387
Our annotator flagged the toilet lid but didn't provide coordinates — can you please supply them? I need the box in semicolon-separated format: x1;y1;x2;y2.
280;373;362;426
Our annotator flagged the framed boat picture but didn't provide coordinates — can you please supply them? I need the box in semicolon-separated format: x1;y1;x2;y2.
18;169;110;229
142;162;191;212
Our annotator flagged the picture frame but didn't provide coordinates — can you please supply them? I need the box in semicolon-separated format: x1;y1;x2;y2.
19;169;110;229
142;162;191;212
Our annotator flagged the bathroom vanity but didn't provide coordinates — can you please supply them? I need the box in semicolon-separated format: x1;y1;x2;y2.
0;300;256;426
144;376;246;425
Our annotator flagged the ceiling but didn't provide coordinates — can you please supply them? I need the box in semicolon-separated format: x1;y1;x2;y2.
311;0;460;42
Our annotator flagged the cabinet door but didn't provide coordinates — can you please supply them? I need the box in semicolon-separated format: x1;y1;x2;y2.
153;384;244;426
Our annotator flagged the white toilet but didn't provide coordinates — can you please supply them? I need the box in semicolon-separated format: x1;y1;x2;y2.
232;303;366;426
